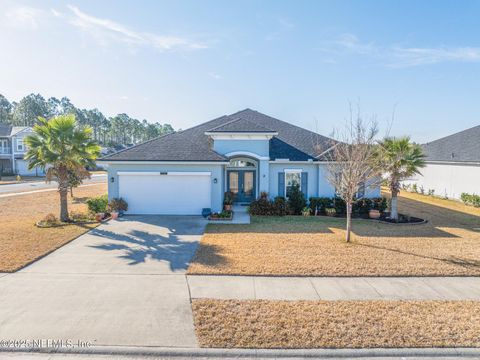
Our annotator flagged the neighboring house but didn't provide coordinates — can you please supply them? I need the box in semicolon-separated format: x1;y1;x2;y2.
99;109;380;215
0;124;44;176
405;125;480;199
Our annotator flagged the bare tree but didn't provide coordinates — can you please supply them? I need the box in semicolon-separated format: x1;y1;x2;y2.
326;107;381;242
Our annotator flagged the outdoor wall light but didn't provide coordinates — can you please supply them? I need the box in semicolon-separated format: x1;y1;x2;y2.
213;178;218;184
110;177;115;183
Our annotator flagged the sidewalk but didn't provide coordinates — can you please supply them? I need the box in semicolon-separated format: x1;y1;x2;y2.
187;275;480;300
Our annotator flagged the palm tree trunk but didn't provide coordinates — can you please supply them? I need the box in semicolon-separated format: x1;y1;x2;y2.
390;181;399;221
58;166;69;222
346;202;352;242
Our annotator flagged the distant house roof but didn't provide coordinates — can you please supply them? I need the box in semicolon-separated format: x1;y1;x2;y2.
0;125;32;137
0;124;12;137
101;109;335;162
10;126;30;136
423;125;480;163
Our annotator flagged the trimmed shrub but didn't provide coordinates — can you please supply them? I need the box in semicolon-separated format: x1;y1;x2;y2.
273;196;287;216
332;197;346;215
461;193;480;207
108;197;128;212
309;197;333;215
86;194;108;214
287;184;306;215
248;192;275;216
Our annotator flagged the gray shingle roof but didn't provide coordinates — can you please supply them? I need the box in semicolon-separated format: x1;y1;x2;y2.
423;125;480;163
101;109;335;162
0;124;12;137
207;117;275;133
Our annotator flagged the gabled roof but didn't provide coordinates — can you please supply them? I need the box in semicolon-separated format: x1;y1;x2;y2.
206;117;275;133
423;125;480;163
0;124;12;137
101;109;336;162
10;126;31;136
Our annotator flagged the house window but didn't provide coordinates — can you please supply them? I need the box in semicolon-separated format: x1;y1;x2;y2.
16;139;24;152
285;170;302;197
228;159;256;168
0;139;8;153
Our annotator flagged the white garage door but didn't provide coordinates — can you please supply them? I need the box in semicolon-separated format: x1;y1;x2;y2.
118;172;211;215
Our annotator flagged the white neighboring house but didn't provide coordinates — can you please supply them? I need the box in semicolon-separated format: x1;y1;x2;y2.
0;124;45;176
405;125;480;199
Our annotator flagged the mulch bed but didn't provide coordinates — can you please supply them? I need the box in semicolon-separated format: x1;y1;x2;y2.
192;299;480;349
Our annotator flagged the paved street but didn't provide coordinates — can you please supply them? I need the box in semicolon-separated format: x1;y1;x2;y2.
0;174;106;196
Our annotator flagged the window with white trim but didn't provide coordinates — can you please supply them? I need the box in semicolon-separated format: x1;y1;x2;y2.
16;139;24;152
285;170;302;197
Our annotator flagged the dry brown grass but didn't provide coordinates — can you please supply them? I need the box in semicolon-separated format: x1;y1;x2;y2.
188;191;480;276
192;299;480;348
0;184;107;272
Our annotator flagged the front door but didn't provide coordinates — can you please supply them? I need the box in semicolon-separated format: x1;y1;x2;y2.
227;170;256;203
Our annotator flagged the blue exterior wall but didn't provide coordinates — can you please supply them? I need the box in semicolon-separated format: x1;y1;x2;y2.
268;163;319;199
106;163;225;212
318;164;336;197
213;139;269;157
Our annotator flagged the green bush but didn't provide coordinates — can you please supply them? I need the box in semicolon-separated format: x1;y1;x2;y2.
248;193;275;216
461;193;480;207
86;194;108;214
287;184;306;215
309;197;333;214
273;196;287;216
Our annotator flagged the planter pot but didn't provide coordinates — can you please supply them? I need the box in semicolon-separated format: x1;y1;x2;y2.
369;209;381;219
224;204;232;211
95;213;105;222
111;212;119;220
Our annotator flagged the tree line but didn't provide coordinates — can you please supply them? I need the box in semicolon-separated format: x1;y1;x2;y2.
0;93;174;148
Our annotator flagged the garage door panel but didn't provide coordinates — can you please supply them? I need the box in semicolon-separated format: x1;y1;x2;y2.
119;173;211;215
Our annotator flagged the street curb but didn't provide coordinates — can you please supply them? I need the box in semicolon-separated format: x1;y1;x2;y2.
1;346;480;358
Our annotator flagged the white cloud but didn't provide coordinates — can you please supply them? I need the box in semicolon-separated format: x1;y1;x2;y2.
208;72;222;80
324;33;480;67
4;6;45;29
67;5;207;51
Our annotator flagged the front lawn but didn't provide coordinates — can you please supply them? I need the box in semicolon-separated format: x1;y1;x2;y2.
188;191;480;276
0;183;107;272
192;299;480;348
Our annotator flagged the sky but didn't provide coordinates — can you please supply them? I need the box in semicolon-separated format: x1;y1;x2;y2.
1;0;479;143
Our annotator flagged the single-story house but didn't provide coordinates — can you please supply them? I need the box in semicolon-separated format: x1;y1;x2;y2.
0;124;44;176
404;125;480;199
98;109;380;215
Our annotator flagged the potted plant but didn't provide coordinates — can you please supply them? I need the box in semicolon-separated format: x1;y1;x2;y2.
87;194;108;222
223;191;234;211
369;209;381;219
108;197;128;219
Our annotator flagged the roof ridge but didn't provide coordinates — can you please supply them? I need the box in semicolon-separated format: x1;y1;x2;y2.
206;116;240;132
100;131;175;160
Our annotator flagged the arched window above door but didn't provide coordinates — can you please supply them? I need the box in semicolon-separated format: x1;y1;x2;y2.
228;157;257;168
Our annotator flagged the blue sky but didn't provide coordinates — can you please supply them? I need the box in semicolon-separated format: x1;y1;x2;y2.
1;0;479;142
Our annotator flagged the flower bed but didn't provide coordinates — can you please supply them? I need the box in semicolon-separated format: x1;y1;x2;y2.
208;210;233;221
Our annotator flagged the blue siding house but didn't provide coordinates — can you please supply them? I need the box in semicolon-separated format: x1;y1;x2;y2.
99;109;380;214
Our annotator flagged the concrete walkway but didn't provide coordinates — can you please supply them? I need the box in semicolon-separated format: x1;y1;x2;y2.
188;275;480;300
208;204;250;224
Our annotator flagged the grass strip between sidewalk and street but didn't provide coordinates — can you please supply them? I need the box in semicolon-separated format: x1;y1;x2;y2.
192;299;480;349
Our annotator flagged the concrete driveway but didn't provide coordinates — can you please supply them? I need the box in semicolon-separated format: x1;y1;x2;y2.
0;216;206;348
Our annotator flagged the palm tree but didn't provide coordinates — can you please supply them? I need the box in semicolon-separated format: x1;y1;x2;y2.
373;137;425;220
25;114;100;221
